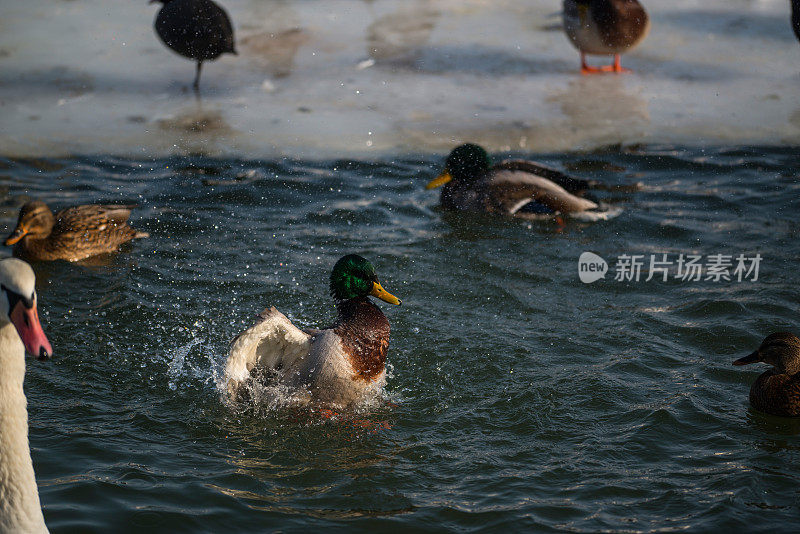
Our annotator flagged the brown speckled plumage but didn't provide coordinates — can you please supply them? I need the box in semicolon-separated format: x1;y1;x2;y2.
563;0;649;73
590;0;649;50
5;201;148;262
734;333;800;417
333;297;390;382
747;371;800;418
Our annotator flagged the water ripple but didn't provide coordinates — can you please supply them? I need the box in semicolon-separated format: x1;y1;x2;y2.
2;146;799;531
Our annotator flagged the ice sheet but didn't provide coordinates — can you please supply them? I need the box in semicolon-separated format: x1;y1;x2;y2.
0;0;798;158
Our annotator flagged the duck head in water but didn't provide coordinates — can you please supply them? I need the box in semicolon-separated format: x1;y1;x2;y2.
4;201;56;246
330;254;401;306
426;143;492;190
734;333;800;375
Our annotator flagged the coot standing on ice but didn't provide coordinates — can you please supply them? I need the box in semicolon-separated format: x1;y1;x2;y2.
792;0;800;44
151;0;237;91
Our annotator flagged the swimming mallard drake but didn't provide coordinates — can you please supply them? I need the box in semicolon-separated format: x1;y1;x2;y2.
225;254;401;407
733;333;800;417
4;201;149;262
426;143;632;219
563;0;650;74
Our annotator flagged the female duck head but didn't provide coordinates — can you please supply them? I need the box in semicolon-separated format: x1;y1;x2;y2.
329;254;401;305
734;333;800;375
5;201;55;246
427;143;492;189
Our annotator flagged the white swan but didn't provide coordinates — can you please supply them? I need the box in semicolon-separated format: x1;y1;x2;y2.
0;258;52;534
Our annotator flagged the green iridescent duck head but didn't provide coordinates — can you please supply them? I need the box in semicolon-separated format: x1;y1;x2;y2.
330;254;401;305
427;143;493;190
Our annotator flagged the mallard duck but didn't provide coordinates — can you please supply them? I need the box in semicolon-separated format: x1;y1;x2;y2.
151;0;237;91
563;0;650;74
4;201;149;262
426;143;632;219
0;258;52;533
733;333;800;417
225;254;401;407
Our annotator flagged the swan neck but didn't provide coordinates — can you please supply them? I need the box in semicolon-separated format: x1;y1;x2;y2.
0;321;47;533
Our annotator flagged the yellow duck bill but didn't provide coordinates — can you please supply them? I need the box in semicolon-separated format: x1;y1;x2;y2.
370;282;401;305
426;171;453;190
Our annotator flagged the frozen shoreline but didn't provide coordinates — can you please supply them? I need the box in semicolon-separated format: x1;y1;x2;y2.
1;0;799;158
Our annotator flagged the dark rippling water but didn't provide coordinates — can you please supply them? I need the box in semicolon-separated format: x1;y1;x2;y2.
1;146;799;532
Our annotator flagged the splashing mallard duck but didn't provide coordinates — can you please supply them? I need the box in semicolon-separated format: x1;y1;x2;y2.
733;333;800;417
562;0;650;74
4;201;149;262
426;143;634;220
225;254;401;407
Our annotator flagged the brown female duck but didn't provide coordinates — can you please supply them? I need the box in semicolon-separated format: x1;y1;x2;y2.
225;254;401;407
4;201;149;262
733;333;800;417
563;0;650;74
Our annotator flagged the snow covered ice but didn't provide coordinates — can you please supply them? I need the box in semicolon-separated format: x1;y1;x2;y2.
1;0;798;158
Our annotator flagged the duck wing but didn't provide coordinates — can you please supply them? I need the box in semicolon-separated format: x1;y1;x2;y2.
493;159;595;194
225;307;313;396
218;6;236;54
494;159;641;193
488;170;598;215
751;371;800;417
53;204;136;235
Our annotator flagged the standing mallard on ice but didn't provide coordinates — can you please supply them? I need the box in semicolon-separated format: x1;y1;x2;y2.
151;0;237;91
225;255;401;407
4;201;148;262
733;333;800;417
426;144;637;220
563;0;650;74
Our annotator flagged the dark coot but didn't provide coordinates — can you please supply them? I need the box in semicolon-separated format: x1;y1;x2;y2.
793;0;800;43
151;0;236;91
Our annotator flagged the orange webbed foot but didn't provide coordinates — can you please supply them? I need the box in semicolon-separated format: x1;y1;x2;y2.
580;64;632;75
581;65;612;75
580;54;632;75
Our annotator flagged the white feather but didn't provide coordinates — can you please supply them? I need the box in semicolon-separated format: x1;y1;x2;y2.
507;199;535;215
0;260;48;534
494;171;599;213
224;307;312;396
224;307;385;406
